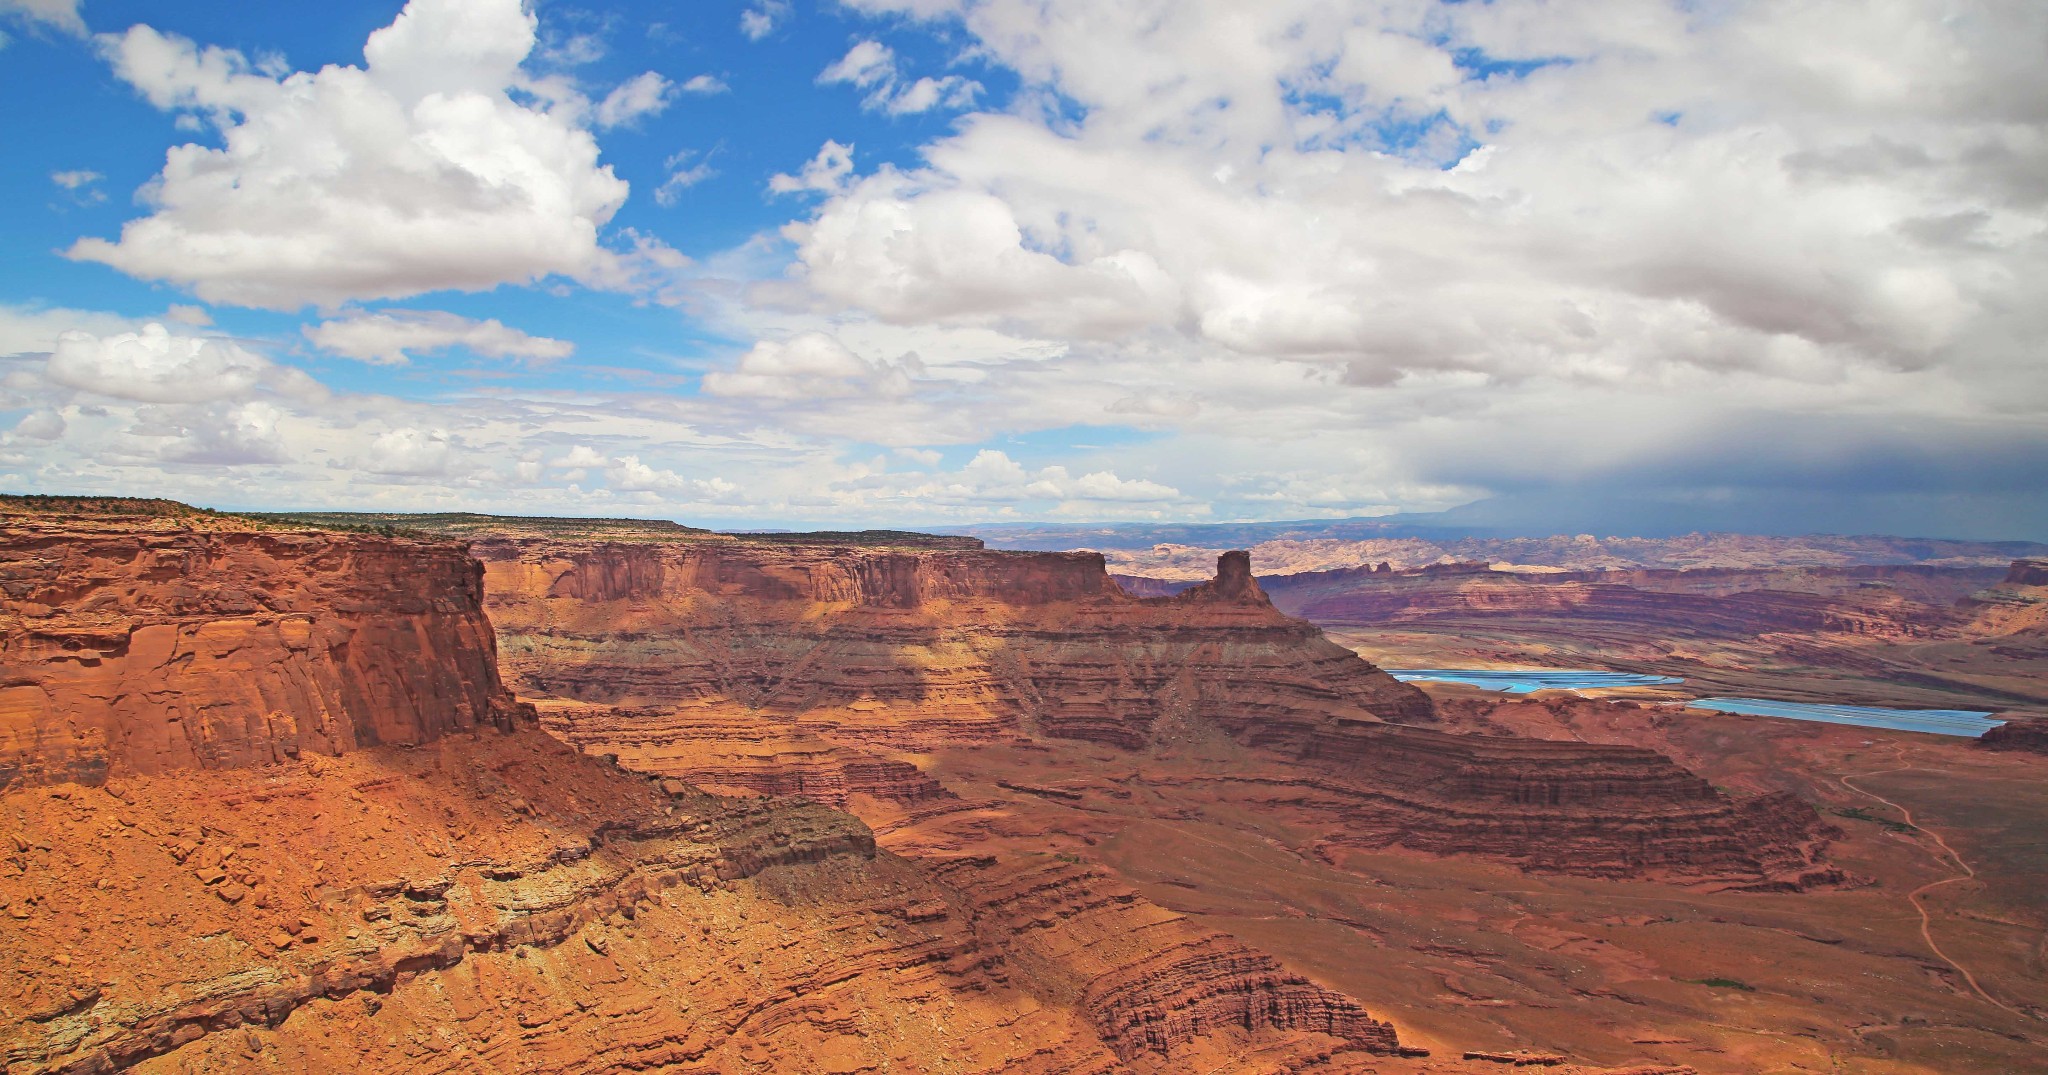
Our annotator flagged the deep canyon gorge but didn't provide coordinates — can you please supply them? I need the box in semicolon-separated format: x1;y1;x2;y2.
3;500;2043;1074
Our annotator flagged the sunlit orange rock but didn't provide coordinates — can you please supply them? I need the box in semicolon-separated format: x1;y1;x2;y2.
0;518;524;790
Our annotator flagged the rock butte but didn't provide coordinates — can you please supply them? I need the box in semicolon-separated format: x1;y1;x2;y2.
1;502;1842;1074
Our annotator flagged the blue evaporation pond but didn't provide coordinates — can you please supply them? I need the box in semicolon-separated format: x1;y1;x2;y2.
1386;669;1684;694
1685;698;2005;738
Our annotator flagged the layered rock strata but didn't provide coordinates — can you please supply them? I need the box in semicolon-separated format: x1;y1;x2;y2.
1976;716;2048;754
474;540;1434;759
920;852;1401;1062
1;511;1417;1073
16;724;1304;1075
1292;720;1839;885
1959;559;2048;636
0;518;523;790
476;538;1831;888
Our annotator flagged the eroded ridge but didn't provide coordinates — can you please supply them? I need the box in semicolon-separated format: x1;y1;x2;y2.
1293;721;1841;886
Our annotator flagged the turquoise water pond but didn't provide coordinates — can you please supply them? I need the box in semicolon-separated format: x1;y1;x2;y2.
1385;669;1683;693
1385;669;2005;737
1684;697;2003;738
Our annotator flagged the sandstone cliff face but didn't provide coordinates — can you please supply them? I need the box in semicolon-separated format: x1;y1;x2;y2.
6;724;1233;1075
1;515;1422;1074
478;539;1830;890
0;520;522;790
472;537;1434;755
1959;559;2048;637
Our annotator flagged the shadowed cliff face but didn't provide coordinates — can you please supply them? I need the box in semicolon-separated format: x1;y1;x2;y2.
0;519;525;790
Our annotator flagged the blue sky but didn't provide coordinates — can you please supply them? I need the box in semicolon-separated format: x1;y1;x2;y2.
1;1;977;402
2;0;2044;537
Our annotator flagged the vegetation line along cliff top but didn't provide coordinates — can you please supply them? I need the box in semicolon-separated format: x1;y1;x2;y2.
0;495;986;549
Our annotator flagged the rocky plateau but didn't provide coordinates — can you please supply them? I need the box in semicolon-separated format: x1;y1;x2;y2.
6;500;2038;1074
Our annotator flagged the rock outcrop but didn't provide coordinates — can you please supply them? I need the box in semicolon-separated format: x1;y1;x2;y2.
1975;716;2048;754
0;517;524;790
1959;559;2048;637
1293;721;1840;884
922;853;1401;1062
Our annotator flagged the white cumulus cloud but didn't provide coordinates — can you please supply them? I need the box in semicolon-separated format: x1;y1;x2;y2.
702;332;920;401
303;310;573;366
45;323;268;403
915;449;1182;504
818;39;981;115
1;0;83;35
66;0;637;310
739;1;790;41
769;140;856;196
606;456;742;500
593;71;673;128
359;427;459;476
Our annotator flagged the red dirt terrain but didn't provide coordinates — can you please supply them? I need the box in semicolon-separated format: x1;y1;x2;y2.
5;501;2039;1073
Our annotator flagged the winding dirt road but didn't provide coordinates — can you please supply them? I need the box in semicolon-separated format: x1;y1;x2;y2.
1838;757;2029;1021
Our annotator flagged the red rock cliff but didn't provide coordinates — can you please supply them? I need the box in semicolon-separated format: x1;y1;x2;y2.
0;519;523;789
473;540;1433;754
1;513;1417;1075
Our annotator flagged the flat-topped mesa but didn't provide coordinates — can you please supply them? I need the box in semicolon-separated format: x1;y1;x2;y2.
1958;558;2048;637
1262;561;1995;641
0;518;525;790
473;542;1433;764
0;507;1418;1073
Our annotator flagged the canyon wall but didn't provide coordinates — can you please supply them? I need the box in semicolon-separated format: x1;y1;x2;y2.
0;518;524;790
1977;717;2048;754
1;510;1419;1074
475;536;1833;889
474;539;1435;751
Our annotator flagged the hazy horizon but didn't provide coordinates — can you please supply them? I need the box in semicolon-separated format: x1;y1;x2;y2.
3;0;2042;538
